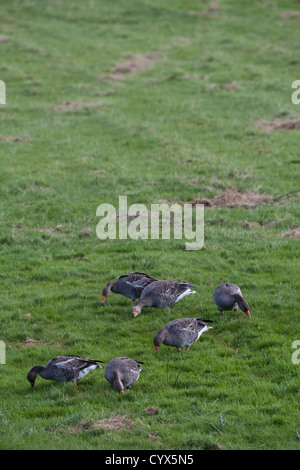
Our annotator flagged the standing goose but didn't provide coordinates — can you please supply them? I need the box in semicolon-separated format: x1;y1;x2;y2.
27;355;104;388
104;357;143;393
101;272;157;304
213;283;251;317
153;317;213;353
131;280;196;317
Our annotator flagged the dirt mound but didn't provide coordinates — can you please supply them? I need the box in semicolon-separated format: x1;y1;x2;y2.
70;415;136;433
112;53;160;75
78;229;93;238
188;190;273;209
22;337;43;347
145;407;159;415
256;119;300;131
280;229;300;238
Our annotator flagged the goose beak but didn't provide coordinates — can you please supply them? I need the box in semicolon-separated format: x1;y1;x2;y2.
30;381;35;388
120;389;125;394
132;310;139;317
101;295;107;304
155;346;159;353
245;310;251;318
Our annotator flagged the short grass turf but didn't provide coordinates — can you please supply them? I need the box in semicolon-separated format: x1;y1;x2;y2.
0;0;300;450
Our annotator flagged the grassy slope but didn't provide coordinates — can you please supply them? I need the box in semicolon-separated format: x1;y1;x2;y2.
0;0;299;450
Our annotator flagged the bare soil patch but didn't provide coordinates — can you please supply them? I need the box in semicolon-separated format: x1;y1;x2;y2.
280;229;300;238
187;190;273;209
242;220;261;228
78;229;93;238
145;407;159;415
149;432;160;441
279;12;300;20
256;119;300;131
112;53;160;75
0;135;26;142
39;225;65;235
70;415;136;433
22;337;43;347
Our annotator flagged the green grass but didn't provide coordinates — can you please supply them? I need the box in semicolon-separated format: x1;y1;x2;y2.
0;0;300;450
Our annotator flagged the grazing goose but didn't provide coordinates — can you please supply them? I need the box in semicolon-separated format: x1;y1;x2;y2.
131;280;196;317
104;357;143;393
101;272;157;304
213;283;251;317
27;355;104;388
153;317;213;353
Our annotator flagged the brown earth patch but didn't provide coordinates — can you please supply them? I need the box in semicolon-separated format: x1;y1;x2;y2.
112;53;160;75
187;190;273;209
145;407;159;415
78;229;93;238
280;229;300;238
53;101;102;111
70;415;136;433
0;36;7;43
204;0;222;13
22;337;43;347
149;432;160;441
212;443;226;450
242;221;261;228
76;257;91;262
39;225;65;234
0;135;26;142
256;119;300;131
279;11;300;20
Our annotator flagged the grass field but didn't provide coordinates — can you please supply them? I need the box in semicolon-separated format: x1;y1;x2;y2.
0;0;300;450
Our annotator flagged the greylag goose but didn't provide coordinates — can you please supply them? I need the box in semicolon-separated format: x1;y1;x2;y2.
153;317;213;353
131;280;196;317
27;355;103;388
104;357;143;393
101;272;157;304
213;283;251;317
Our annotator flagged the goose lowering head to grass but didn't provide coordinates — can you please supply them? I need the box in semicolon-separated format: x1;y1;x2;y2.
153;317;213;353
104;357;143;393
101;272;157;305
131;280;196;317
213;283;251;317
27;355;104;388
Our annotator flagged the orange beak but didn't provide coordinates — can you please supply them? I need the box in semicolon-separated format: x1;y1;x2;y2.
101;295;107;304
120;389;125;394
245;310;251;318
155;346;159;353
132;310;139;317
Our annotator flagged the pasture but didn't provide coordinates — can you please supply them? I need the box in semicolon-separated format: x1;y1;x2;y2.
0;0;299;450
